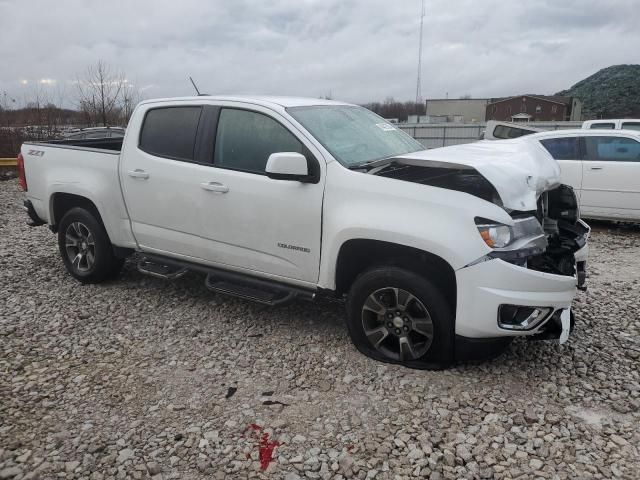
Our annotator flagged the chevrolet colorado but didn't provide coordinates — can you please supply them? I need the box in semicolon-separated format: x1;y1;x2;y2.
18;96;589;369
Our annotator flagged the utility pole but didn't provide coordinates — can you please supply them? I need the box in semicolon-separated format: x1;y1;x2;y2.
415;0;425;108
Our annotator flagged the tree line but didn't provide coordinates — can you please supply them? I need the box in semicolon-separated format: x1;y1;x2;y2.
0;61;142;156
360;98;426;122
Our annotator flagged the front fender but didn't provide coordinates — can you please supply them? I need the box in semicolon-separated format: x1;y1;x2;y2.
317;164;511;289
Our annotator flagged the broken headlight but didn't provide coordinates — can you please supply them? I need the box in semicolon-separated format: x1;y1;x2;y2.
475;216;547;252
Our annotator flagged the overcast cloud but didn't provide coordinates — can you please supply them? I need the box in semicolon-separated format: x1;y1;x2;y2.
1;0;639;107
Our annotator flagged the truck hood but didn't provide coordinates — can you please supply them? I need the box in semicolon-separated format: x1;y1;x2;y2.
393;139;561;211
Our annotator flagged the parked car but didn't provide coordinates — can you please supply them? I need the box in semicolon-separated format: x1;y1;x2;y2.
17;96;589;369
63;127;125;140
482;123;640;222
582;119;640;131
535;129;640;221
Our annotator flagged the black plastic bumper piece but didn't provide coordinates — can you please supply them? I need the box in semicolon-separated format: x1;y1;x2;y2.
528;309;575;341
577;261;587;291
454;335;513;362
23;200;45;227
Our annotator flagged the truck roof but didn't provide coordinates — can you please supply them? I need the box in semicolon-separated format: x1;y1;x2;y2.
138;95;351;109
526;129;640;139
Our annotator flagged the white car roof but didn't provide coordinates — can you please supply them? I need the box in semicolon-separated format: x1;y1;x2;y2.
525;129;640;140
139;95;351;109
583;119;640;123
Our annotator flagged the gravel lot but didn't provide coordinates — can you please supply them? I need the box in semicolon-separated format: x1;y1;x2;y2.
1;179;639;480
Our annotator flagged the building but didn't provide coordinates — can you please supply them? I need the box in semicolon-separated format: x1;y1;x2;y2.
485;95;582;122
406;114;430;123
425;98;491;123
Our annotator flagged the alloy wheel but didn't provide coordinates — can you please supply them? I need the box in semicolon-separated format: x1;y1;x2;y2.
64;222;96;272
361;287;434;361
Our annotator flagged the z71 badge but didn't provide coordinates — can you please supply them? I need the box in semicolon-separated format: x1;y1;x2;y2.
28;149;45;157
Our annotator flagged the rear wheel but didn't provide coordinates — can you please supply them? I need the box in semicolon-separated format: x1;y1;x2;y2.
346;266;454;369
58;207;124;283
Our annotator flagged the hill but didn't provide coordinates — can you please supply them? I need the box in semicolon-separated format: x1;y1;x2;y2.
557;64;640;119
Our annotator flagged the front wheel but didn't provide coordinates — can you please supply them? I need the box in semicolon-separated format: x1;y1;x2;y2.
57;207;124;283
346;267;454;369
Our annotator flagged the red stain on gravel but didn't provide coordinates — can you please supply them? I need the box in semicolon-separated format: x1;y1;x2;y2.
247;424;281;470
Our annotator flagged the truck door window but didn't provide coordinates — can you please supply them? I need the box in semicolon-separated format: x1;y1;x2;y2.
213;108;303;174
539;137;580;160
139;106;202;161
621;122;640;131
583;136;640;162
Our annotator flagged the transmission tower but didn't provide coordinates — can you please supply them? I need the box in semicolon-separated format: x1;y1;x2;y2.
415;0;425;107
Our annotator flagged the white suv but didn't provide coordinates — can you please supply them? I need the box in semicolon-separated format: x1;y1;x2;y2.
529;129;640;221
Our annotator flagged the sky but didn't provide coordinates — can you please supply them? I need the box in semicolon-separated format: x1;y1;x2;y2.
1;0;639;108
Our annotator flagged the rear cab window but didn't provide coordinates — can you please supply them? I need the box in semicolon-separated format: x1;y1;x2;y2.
492;125;535;139
139;106;203;161
589;123;615;129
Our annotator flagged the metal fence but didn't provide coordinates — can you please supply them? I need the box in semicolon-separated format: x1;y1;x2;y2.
398;121;583;148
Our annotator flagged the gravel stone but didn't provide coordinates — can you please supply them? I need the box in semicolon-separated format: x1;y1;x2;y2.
1;180;639;479
0;467;22;479
530;458;544;470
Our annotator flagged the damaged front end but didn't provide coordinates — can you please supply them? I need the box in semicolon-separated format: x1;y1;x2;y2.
528;185;589;282
373;161;588;285
371;150;589;287
480;184;589;287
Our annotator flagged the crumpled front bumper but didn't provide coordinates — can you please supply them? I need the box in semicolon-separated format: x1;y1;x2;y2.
455;257;578;338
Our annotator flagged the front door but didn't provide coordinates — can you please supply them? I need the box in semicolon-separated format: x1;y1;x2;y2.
580;135;640;220
198;106;325;284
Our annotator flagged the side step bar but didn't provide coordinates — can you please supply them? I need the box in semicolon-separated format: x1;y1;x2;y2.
138;254;316;306
137;258;188;280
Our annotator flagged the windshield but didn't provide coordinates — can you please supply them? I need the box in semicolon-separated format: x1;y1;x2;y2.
287;105;424;166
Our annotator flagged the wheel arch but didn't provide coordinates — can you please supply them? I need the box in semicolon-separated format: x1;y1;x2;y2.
49;192;104;233
334;239;457;312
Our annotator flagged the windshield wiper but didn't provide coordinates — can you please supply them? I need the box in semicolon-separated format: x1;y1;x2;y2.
347;156;398;171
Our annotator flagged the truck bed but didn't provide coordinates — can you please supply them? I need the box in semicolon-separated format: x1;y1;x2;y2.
47;137;123;152
21;140;136;250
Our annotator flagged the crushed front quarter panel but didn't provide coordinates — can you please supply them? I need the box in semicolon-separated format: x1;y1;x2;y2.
395;138;561;211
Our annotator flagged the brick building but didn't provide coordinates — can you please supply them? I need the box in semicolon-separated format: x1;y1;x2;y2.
485;95;582;122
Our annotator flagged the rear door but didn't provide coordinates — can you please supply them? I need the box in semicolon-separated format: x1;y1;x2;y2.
580;135;640;220
119;103;217;258
538;136;583;200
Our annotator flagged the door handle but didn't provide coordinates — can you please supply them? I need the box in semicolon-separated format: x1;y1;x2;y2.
200;181;229;193
590;166;603;171
128;169;149;179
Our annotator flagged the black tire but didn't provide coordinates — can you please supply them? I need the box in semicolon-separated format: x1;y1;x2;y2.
57;207;124;283
346;266;454;369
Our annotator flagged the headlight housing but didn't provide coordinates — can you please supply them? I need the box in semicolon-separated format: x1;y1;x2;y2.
475;216;547;252
477;224;512;248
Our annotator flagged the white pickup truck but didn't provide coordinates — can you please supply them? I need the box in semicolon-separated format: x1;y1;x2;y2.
18;96;589;369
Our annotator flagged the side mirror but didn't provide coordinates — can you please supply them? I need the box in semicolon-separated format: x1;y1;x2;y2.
265;152;309;181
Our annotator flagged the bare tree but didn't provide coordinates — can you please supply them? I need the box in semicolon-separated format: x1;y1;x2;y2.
76;61;125;127
120;80;142;126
